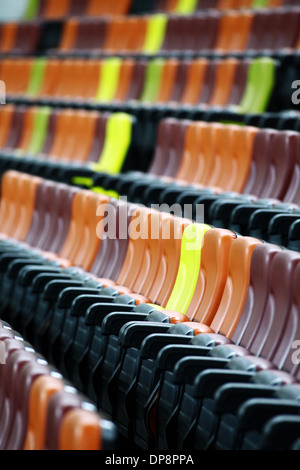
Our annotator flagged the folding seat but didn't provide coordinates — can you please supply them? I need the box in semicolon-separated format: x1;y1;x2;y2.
39;0;71;18
214;12;253;53
1;58;34;97
0;345;50;450
175;0;198;13
196;0;218;8
196;12;220;52
227;59;251;107
0;23;18;53
94;58;122;103
160;15;187;53
237;57;276;114
122;60;148;102
140;58;164;104
208;58;240;107
120;16;148;54
0;171;41;241
71;18;108;53
56;18;79;53
34;59;62;99
104;235;261;446
12;22;41;55
0;104;15;148
183;250;300;451
86;0;132;16
126;242;277;449
154;58;179;104
24;374;117;450
242;128;276;196
59;408;116;450
179;58;208;106
147;118;190;178
168;59;190;104
142;13;168;55
252;131;297;200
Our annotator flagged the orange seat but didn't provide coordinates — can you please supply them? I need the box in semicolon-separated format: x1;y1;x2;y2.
0;59;33;96
187;228;237;324
214;12;253;53
0;23;17;53
58;191;110;270
114;59;135;102
180;58;208;105
209;237;263;338
16;107;37;153
202;123;233;188
219;125;257;193
37;59;62;98
209;58;239;107
41;0;72;18
59;409;102;451
0;104;15;148
124;16;148;53
23;375;65;450
176;121;215;184
0;172;41;241
156;59;179;103
86;0;131;16
58;19;79;52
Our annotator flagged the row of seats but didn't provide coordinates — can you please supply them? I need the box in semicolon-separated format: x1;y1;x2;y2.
2;56;276;114
0;170;300;450
55;8;300;56
0;149;299;252
1;107;300;250
0;319;117;450
2;108;300;202
0;104;136;173
0;0;292;24
1;8;300;56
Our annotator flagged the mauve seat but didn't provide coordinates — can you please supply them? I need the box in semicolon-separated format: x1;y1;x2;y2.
148;118;190;178
242;129;277;196
257;131;297;200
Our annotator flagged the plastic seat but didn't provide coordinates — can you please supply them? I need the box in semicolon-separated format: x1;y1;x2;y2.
59;408;103;450
40;0;71;18
0;104;15;148
214;12;253;53
0;23;17;53
238;57;276;114
148;118;190;178
24;375;65;450
257;131;297;200
186;228;237;323
180;58;208;105
242;129;276;196
209;58;239;107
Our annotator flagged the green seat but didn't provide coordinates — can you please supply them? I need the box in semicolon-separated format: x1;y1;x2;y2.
92;113;133;174
94;58;122;102
142;14;168;54
26;107;51;155
238;57;276;114
164;223;211;314
175;0;198;14
26;58;47;97
23;0;40;20
140;58;164;103
252;0;269;7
